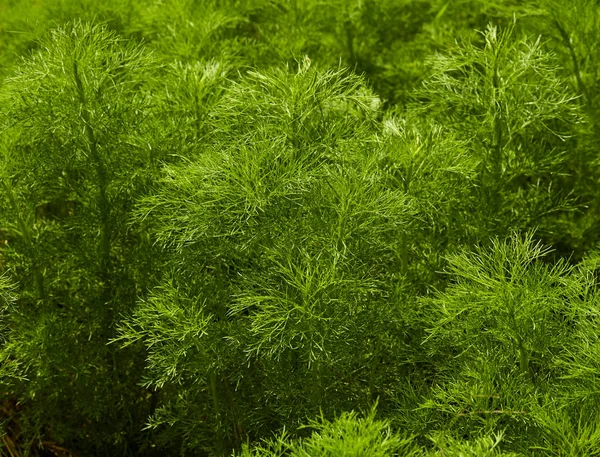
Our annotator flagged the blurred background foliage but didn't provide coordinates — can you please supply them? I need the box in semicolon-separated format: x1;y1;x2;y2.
1;0;600;456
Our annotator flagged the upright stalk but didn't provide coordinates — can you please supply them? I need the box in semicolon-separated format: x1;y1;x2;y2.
554;20;590;106
491;62;504;182
72;59;112;283
487;57;505;217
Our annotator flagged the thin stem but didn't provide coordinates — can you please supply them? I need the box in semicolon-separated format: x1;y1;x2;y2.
491;61;504;181
554;20;590;106
73;59;112;283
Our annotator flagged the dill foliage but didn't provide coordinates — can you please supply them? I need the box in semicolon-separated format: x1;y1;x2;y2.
1;1;600;456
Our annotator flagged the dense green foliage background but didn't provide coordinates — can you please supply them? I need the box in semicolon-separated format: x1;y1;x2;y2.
2;0;600;456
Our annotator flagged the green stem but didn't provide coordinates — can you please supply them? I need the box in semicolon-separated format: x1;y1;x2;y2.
491;62;503;181
73;59;111;282
553;18;598;181
554;20;590;106
223;377;245;443
485;57;504;218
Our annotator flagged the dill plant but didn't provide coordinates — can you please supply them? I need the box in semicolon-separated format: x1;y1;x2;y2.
237;406;419;457
0;21;167;455
375;22;583;289
526;249;600;455
117;59;427;454
522;0;600;257
534;0;600;112
236;406;523;456
126;0;249;64
412;23;582;245
417;232;600;454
